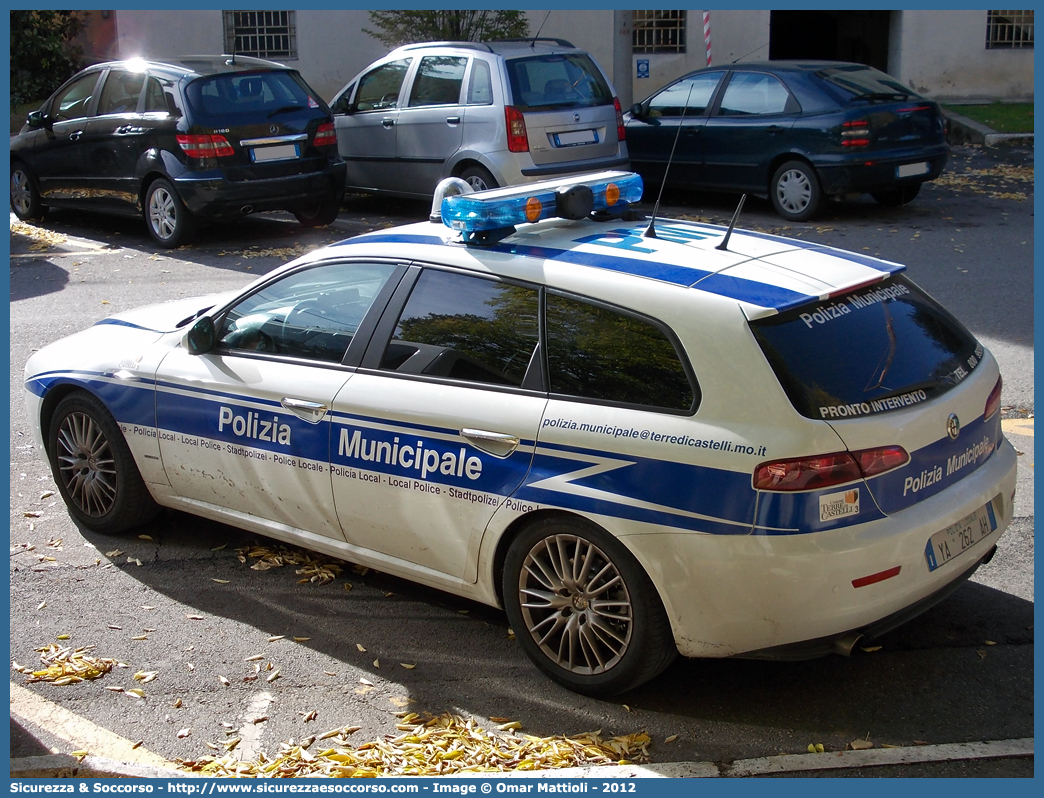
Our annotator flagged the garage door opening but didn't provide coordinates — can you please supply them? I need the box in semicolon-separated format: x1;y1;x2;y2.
769;11;891;72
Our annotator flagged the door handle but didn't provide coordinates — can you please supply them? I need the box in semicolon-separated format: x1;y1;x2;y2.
280;397;328;424
116;125;144;135
461;428;520;458
446;116;461;124
69;130;83;141
684;128;700;137
766;125;783;135
381;118;395;128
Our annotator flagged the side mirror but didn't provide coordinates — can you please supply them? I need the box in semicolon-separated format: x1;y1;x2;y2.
26;110;44;129
183;316;216;355
630;103;644;118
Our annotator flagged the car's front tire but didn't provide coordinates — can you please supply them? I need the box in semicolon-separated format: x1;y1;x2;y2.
771;160;821;222
459;164;498;193
47;392;158;535
145;178;195;248
294;196;341;227
502;516;677;695
11;162;46;221
872;183;922;207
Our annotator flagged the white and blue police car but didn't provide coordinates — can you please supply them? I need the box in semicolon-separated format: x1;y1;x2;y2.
25;172;1016;694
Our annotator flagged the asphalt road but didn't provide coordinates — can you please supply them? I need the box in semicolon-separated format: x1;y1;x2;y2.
8;144;1034;777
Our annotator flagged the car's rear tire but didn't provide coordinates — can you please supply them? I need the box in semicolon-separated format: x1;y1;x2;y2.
771;160;821;222
145;178;195;248
294;196;341;227
502;516;677;695
11;163;46;221
459;164;497;192
47;392;158;535
872;183;922;207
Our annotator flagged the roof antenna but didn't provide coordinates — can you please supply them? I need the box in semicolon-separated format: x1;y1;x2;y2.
715;194;747;251
643;81;694;238
531;11;551;46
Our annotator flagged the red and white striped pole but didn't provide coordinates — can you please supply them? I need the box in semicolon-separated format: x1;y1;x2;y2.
703;10;712;66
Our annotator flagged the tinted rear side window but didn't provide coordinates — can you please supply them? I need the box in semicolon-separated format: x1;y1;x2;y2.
817;65;922;100
546;293;695;411
380;269;539;388
750;275;983;421
185;71;315;117
506;54;612;111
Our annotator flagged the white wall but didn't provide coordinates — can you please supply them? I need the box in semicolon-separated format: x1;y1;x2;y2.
116;10;224;61
115;9;1032;105
893;10;1033;100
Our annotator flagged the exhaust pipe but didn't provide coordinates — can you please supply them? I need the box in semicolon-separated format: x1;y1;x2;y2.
240;205;254;215
832;632;863;657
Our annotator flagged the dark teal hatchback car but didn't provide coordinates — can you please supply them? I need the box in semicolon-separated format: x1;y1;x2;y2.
624;61;948;221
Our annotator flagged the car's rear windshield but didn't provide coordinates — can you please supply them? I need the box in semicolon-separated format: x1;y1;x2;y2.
185;70;320;118
749;274;984;421
505;53;613;111
815;65;922;101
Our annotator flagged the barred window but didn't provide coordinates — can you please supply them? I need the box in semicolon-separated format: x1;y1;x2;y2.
632;10;687;54
224;11;297;59
986;10;1033;48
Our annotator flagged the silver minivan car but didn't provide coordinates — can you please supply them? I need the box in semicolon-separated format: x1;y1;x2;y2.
329;39;629;196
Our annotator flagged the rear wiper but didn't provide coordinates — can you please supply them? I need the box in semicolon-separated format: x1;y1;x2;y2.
268;105;303;118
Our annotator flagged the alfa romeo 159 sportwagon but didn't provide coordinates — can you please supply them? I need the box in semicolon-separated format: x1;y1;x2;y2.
25;172;1015;694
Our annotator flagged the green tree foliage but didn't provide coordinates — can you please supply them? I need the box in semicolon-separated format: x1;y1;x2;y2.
363;10;529;48
10;10;87;107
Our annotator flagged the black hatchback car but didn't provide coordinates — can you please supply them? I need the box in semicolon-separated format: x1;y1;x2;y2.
10;56;347;247
625;61;948;221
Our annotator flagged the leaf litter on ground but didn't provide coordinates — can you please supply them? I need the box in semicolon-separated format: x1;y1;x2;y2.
177;712;651;777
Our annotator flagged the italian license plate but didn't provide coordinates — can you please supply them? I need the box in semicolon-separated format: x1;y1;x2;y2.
924;500;997;571
554;129;597;147
896;161;929;178
251;144;299;163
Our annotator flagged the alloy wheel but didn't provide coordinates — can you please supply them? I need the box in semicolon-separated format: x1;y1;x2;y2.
11;169;32;216
56;411;117;517
148;185;178;240
517;533;633;675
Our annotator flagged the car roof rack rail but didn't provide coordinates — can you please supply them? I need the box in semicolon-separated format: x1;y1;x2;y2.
492;37;575;48
398;41;494;53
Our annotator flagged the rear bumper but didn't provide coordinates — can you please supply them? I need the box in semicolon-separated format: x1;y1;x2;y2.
520;154;631;179
621;436;1018;658
814;145;949;195
174;161;347;217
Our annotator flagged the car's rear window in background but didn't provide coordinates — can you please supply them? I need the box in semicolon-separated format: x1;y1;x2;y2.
185;71;315;118
750;275;983;420
816;65;922;100
506;54;612;111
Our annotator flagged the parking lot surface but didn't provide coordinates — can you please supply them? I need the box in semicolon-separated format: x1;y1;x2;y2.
9;145;1033;777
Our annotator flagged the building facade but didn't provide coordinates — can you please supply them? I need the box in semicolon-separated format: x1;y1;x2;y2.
106;9;1032;104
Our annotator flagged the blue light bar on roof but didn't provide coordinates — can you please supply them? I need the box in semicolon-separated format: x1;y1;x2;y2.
441;171;643;233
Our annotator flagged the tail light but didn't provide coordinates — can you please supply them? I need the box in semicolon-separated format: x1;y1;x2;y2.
841;118;870;148
505;106;529;153
754;445;909;492
984;376;1002;421
176;134;234;158
314;122;337;147
613;97;625;141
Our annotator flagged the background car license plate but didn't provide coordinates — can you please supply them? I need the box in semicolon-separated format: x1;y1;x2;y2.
251;144;299;163
924;501;997;571
554;129;597;147
896;161;929;178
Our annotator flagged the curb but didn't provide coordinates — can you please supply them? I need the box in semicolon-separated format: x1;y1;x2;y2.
943;108;1033;147
10;754;200;779
11;738;1032;779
